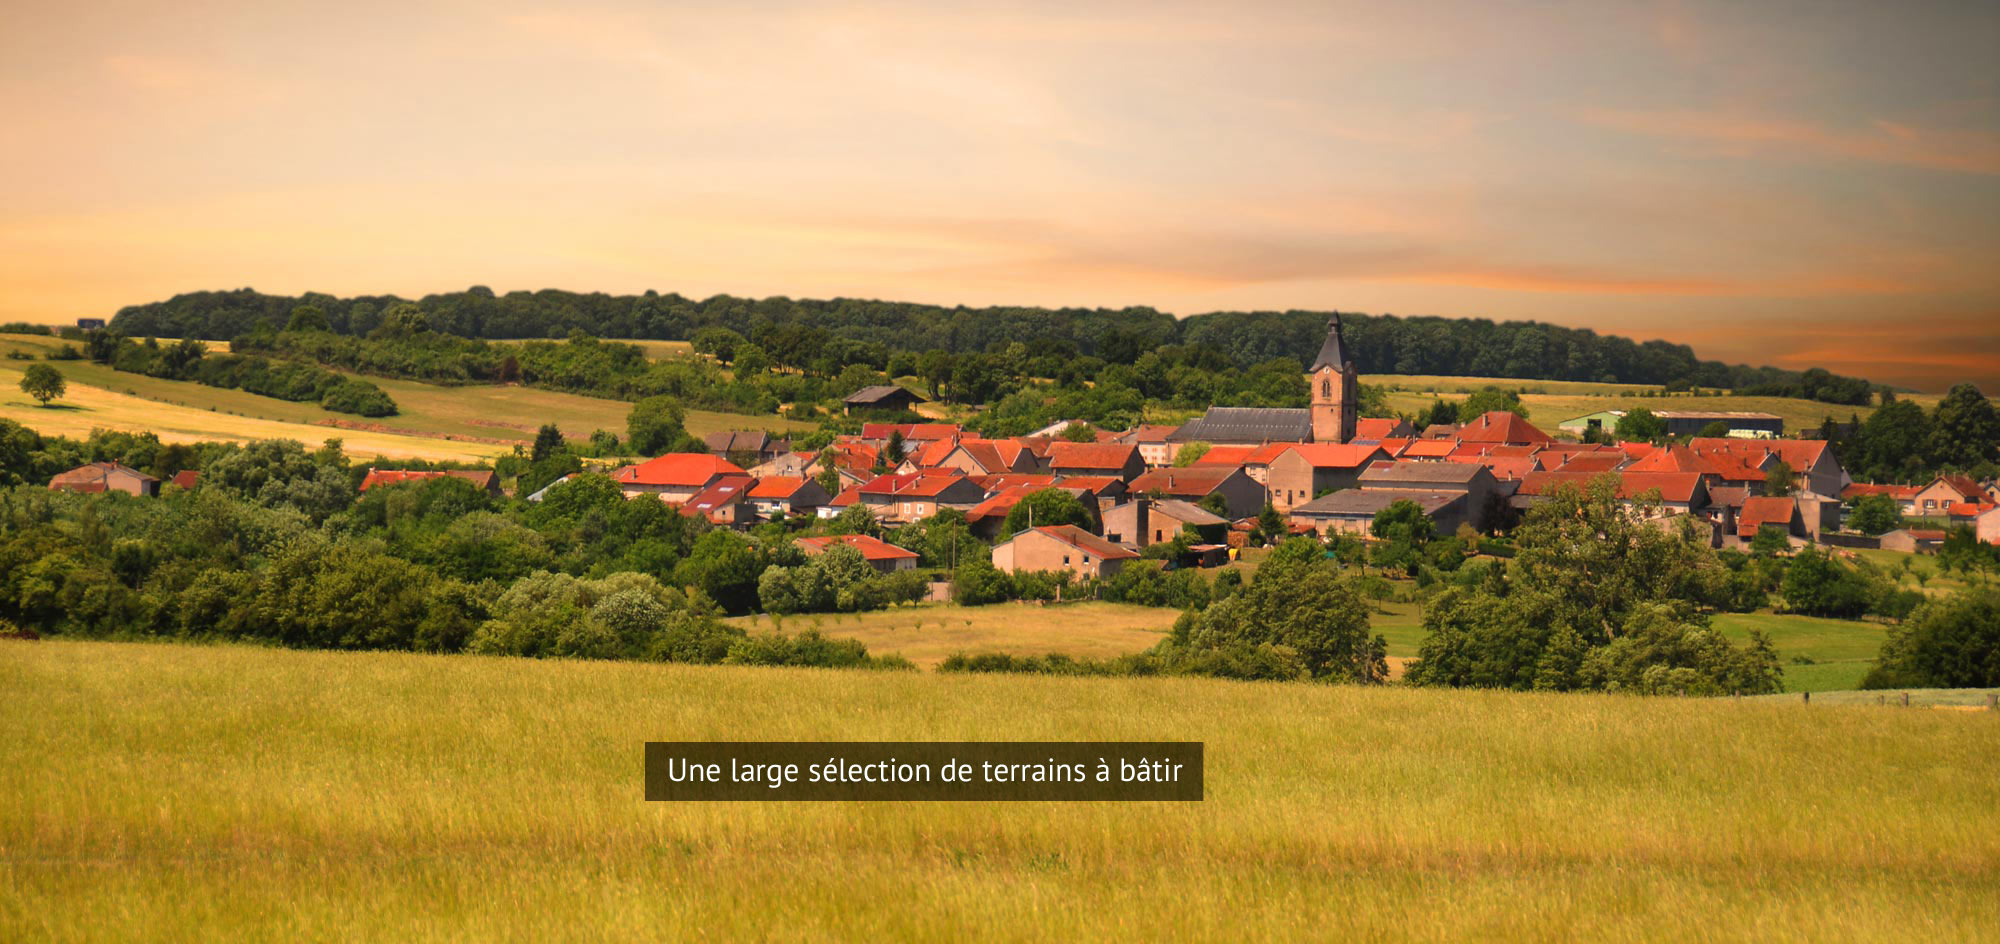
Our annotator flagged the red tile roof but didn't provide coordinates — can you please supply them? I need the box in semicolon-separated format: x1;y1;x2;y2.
1278;443;1387;469
1353;417;1410;440
1841;483;1922;501
1738;496;1799;537
1051;474;1125;495
1946;501;1996;517
796;534;919;562
1192;444;1258;466
747;476;812;498
1130;466;1240;496
679;476;755;518
1401;440;1458;459
972;473;1059;493
856;469;976;499
1556;453;1627;474
1517;471;1703;504
613;454;746;488
170;470;199;489
1454;410;1554;445
1374;437;1414;457
861;423;961;442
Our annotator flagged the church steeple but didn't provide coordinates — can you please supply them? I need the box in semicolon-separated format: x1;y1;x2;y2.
1309;315;1358;443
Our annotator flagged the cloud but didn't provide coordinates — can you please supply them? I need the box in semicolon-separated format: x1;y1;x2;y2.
1576;107;2000;175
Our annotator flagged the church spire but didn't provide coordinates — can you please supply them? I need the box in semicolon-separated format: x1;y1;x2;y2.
1309;314;1351;372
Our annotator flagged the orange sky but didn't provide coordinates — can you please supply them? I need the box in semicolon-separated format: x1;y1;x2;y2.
2;0;1996;391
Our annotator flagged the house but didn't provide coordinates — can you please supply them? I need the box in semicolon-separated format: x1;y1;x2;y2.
1263;443;1388;512
796;534;919;573
49;462;159;497
1737;495;1806;546
1046;442;1146;482
746;476;830;518
1127;466;1268;520
1453;411;1554;446
1192;444;1260;469
679;476;757;527
1052;474;1129;512
1687;438;1847;499
1399;439;1459;461
1101;498;1228;548
845;470;987;523
358;468;503;496
990;525;1138;579
1912;475;1985;518
1116;424;1183;467
1357;462;1503;530
611;454;747;502
169;470;199;490
702;430;786;464
1290;488;1469;537
905;437;1035;476
843;385;924;415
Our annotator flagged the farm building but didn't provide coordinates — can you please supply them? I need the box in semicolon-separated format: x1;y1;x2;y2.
1101;498;1228;548
795;534;919;573
843;385;924;415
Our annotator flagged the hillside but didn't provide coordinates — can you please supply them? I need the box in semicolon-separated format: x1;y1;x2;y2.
1362;374;1943;434
1;332;809;462
4;640;1994;942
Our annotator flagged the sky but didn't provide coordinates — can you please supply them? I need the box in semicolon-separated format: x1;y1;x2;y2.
2;0;1996;391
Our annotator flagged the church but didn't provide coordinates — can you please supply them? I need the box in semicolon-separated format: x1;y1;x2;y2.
1168;316;1359;446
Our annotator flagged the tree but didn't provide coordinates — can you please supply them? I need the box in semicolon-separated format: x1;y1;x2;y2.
1762;460;1795;497
1614;408;1667;442
691;327;744;363
1779;547;1870;618
1461;386;1527;419
952;556;1013;605
1001;488;1094;535
1927;384;2000;471
1369;499;1433;575
627;395;694;455
1863;588;2000;689
19;364;65;406
1170;543;1387;683
531;423;566;463
285;304;330;332
883;430;907;467
1172;441;1212;467
1696;420;1731;438
1847;494;1902;536
1060;422;1097;443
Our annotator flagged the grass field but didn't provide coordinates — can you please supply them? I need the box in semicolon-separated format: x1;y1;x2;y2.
728;602;1177;669
1362;373;1944;435
2;639;1995;942
1;333;810;462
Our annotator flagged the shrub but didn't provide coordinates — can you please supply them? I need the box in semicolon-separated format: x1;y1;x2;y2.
1863;589;2000;689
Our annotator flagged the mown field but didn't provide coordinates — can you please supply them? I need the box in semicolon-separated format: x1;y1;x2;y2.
1361;373;1944;435
0;333;809;462
2;640;1995;942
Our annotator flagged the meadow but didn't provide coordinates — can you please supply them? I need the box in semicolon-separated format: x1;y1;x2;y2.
1;333;809;462
2;639;1995;942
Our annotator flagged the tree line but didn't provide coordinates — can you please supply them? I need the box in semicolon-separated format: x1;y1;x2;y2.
107;286;1872;396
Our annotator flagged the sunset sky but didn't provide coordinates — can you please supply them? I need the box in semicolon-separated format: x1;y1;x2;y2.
2;0;1995;390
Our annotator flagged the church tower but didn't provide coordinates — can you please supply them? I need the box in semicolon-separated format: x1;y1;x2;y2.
1309;315;1358;443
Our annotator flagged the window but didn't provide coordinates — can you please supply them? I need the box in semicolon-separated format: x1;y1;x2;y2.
1321;379;1331;398
1063;555;1071;565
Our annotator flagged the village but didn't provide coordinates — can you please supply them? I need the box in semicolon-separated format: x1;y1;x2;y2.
53;317;1993;589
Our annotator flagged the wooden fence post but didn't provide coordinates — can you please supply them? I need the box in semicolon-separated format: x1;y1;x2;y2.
1987;692;1997;712
1801;691;1810;705
1901;692;1910;707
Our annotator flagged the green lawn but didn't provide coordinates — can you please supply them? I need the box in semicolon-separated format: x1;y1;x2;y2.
1364;373;1942;436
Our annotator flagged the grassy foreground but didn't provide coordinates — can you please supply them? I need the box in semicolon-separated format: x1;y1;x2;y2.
4;641;1997;942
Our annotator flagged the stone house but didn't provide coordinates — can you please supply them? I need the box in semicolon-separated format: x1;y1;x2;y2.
990;525;1138;579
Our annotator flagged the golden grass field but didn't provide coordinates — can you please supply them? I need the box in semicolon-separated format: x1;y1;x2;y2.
1;333;810;462
728;602;1178;669
2;639;1996;942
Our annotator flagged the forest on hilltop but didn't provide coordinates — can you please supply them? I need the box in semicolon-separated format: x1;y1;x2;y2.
106;287;1868;400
